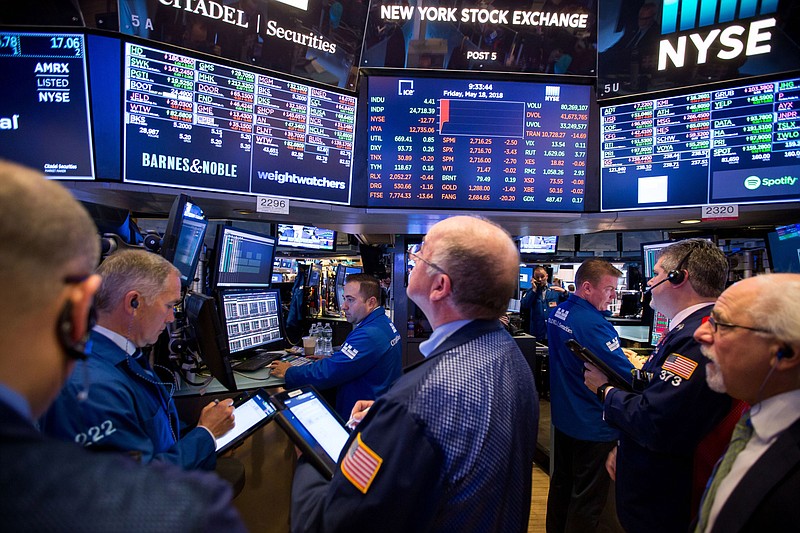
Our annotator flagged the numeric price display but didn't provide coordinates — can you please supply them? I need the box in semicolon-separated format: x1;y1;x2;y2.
0;31;94;179
601;75;800;211
365;76;591;211
123;42;357;204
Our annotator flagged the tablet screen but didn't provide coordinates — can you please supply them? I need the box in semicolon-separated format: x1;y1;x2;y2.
215;390;276;453
282;390;350;463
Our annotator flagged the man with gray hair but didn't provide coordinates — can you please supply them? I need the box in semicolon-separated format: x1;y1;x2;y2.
0;161;245;530
692;273;800;531
42;249;235;470
290;215;539;532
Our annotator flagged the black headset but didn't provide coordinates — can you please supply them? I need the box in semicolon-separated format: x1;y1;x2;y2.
665;249;694;285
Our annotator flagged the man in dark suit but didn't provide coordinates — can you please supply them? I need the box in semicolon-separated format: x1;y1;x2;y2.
0;160;245;531
692;273;800;532
583;239;736;532
290;215;539;532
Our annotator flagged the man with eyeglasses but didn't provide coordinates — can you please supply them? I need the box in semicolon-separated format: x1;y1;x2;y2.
0;161;245;530
42;250;236;471
691;273;800;532
290;216;538;532
546;258;634;533
582;239;737;533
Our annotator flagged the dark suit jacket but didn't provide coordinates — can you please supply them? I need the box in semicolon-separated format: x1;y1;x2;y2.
0;400;245;532
710;416;800;532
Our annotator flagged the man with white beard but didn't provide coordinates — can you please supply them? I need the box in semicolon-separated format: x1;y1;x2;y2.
692;273;800;532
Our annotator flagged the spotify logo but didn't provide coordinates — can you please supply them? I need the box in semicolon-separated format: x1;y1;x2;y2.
743;175;761;190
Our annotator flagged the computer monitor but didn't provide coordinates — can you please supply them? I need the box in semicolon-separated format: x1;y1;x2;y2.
213;225;276;289
219;288;284;358
766;229;800;273
334;264;362;310
650;310;670;346
519;236;558;254
640;240;674;279
277;224;336;251
183;292;237;392
160;194;208;288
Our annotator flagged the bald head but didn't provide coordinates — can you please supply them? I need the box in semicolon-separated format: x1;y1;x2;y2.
426;216;519;320
0;160;99;319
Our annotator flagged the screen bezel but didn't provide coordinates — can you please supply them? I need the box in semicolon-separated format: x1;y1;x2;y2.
215;389;277;454
183;292;237;392
212;224;277;290
276;224;337;251
217;287;285;359
160;194;208;288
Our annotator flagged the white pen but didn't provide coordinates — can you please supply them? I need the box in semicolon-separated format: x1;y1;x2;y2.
346;407;369;429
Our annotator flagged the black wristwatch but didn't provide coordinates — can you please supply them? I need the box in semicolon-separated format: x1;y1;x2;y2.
596;383;612;402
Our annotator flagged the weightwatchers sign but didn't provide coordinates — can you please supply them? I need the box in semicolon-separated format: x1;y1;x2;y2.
598;0;800;99
360;0;597;76
118;0;368;89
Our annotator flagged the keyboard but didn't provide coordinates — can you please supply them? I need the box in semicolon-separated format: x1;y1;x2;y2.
281;355;313;367
231;351;284;373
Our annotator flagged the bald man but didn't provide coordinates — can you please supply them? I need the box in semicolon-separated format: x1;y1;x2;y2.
0;161;244;531
693;274;800;532
290;216;539;532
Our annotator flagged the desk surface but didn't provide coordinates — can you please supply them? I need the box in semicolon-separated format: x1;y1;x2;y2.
175;368;285;397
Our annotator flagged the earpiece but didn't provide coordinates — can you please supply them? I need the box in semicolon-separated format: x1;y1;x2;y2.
777;346;793;360
666;249;694;285
57;300;96;360
131;297;139;309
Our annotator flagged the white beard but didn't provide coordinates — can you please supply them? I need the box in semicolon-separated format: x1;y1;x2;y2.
705;360;727;394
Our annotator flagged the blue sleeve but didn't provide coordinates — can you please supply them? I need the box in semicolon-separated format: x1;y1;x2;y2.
290;400;444;533
285;327;386;390
578;319;635;384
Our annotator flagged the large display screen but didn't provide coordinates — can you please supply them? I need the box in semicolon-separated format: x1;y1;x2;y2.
365;76;592;211
123;40;357;204
0;31;94;179
601;75;800;211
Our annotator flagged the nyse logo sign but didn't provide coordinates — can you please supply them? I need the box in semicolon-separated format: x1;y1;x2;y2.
658;0;778;71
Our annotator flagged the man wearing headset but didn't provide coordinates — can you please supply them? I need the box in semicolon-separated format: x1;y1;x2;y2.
0;161;245;530
41;250;235;470
583;239;736;533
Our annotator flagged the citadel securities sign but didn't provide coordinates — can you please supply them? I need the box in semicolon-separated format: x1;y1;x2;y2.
598;0;800;99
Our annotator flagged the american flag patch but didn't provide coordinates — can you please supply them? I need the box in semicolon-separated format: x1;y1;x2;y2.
341;433;382;494
662;353;698;380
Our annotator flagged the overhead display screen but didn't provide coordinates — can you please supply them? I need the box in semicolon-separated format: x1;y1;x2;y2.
601;75;800;211
365;76;591;211
0;31;94;179
123;41;356;205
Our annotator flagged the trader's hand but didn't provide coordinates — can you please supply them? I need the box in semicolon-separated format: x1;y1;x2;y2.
198;398;235;438
623;348;645;370
269;360;292;379
583;362;609;391
347;400;374;429
606;447;617;481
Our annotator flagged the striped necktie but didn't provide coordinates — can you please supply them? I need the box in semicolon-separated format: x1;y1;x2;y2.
695;410;753;532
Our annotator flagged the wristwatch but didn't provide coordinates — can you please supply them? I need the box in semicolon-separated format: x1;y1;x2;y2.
596;382;612;402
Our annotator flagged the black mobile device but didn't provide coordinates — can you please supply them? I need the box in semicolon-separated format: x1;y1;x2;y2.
565;339;634;392
215;388;277;455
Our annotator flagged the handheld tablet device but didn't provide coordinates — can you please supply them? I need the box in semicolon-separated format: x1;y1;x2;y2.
271;386;351;479
565;339;634;392
215;389;277;455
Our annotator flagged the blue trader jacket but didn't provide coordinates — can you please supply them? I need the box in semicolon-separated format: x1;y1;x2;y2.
284;307;402;420
604;304;733;533
41;331;216;470
521;284;567;341
547;293;634;442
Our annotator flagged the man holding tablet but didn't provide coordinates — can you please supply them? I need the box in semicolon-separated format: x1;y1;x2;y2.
290;216;539;532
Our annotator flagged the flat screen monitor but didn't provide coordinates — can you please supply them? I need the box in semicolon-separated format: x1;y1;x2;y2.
519;266;533;290
219;288;284;357
640;240;674;280
776;223;800;240
0;30;94;179
601;74;800;211
766;230;800;273
651;310;670;346
184;292;237;392
334;264;362;310
122;39;357;205
277;224;336;251
520;236;558;254
213;225;276;289
362;74;594;211
161;194;208;288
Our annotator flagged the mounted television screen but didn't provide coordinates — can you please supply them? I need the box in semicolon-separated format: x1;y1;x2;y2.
520;236;558;254
601;74;800;211
122;39;357;205
277;224;336;251
219;288;284;358
363;75;593;211
184;292;237;392
213;225;276;289
0;30;94;179
161;194;208;288
766;230;800;273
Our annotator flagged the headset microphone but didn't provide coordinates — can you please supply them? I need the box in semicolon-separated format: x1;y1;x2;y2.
645;276;671;292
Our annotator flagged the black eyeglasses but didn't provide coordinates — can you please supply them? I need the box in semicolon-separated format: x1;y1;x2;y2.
408;243;449;277
708;314;771;335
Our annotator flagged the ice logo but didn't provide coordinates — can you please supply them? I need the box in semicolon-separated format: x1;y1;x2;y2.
743;175;761;190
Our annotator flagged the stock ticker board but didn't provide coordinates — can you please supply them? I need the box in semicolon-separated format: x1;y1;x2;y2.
365;76;592;211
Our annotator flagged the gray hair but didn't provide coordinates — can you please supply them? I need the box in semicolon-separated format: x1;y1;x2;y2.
660;238;727;298
744;274;800;345
0;161;99;315
94;250;180;313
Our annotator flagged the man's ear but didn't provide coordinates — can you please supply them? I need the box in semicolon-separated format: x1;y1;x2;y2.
429;272;452;303
71;274;101;341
